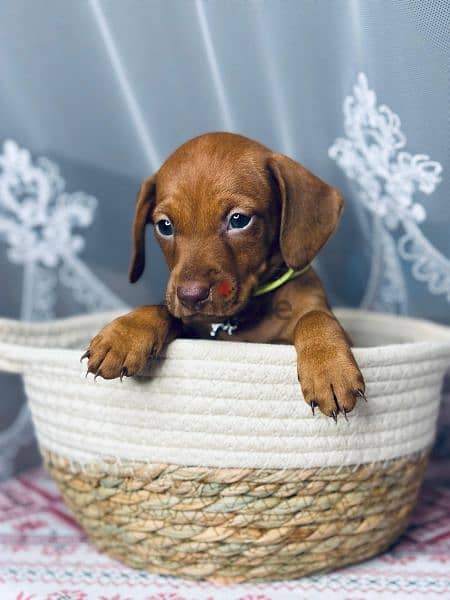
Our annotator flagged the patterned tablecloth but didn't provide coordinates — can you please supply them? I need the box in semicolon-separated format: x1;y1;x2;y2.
1;460;450;600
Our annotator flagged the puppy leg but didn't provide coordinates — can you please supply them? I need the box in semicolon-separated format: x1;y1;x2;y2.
294;310;365;420
83;305;181;380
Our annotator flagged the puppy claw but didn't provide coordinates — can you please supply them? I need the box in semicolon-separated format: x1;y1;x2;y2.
80;350;90;363
120;367;128;383
310;400;318;416
356;389;367;402
85;369;90;379
331;409;339;424
343;408;349;422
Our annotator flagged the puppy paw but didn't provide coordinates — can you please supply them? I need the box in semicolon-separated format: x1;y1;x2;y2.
81;314;165;380
297;345;365;421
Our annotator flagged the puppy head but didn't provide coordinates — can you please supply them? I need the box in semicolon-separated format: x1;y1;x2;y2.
129;132;343;321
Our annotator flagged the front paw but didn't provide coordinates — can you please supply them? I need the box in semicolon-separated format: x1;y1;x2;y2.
81;315;163;380
297;345;365;421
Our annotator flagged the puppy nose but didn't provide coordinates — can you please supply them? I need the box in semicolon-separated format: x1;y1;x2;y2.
176;284;210;308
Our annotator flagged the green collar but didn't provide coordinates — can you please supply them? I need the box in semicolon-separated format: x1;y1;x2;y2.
253;264;311;297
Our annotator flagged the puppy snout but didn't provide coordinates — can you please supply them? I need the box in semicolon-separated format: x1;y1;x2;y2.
176;283;210;308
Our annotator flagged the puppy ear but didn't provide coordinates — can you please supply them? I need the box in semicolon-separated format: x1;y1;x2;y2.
267;153;344;270
129;175;156;283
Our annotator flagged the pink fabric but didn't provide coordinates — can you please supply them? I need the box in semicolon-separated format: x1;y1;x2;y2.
1;464;450;600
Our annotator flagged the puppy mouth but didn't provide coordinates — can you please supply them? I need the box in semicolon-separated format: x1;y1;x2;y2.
172;299;242;321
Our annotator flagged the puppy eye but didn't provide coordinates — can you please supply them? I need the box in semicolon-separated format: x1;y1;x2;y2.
156;218;174;237
228;213;252;230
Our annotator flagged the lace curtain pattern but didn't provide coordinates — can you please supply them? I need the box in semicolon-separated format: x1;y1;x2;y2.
329;73;446;313
0;0;449;478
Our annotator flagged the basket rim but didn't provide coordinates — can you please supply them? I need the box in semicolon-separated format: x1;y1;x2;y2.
0;308;449;375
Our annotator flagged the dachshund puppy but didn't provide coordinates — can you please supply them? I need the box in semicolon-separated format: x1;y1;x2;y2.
84;132;365;420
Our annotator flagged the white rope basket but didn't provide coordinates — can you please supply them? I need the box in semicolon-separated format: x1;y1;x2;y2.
0;308;449;470
0;308;449;582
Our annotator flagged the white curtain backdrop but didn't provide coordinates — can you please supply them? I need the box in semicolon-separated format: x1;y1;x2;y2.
0;0;449;477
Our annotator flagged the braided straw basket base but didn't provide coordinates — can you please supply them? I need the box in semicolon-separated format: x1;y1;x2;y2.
43;449;428;584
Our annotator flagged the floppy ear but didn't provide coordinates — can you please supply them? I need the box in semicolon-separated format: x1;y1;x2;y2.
267;153;344;270
129;175;156;283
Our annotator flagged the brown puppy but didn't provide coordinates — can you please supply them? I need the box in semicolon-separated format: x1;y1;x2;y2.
84;132;365;419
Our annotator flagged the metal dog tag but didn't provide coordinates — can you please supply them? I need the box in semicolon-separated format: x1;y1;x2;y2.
210;319;239;337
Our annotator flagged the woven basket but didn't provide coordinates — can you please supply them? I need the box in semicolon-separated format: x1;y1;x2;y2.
1;309;449;583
